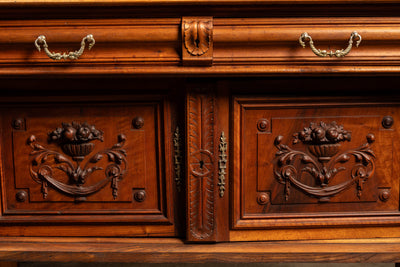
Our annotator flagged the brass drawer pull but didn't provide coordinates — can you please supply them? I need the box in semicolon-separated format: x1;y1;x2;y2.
299;31;361;58
34;34;95;60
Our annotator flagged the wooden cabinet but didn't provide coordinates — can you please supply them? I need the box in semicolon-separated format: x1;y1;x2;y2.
1;0;400;262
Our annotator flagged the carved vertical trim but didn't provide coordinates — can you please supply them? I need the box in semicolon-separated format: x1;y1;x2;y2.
182;17;213;66
187;89;215;241
218;132;227;197
173;126;182;192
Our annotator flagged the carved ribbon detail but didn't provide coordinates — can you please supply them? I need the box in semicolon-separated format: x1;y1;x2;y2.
28;122;127;201
273;121;375;202
183;19;212;56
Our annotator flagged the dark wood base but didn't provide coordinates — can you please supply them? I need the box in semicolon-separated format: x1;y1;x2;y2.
0;237;399;263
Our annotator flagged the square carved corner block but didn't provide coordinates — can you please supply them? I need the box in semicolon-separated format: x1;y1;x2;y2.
0;97;176;237
232;96;400;237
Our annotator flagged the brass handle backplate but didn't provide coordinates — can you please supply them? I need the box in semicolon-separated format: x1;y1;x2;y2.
299;31;362;58
34;34;95;60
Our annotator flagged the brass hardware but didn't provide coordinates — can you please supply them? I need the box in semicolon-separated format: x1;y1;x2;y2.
34;34;95;60
257;119;269;132
132;117;144;129
134;190;146;202
12;118;25;130
257;192;270;205
299;31;361;58
16;190;27;202
173;127;182;192
218;131;227;197
382;116;394;129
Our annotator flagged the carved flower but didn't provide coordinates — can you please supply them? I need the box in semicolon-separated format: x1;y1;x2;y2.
49;121;104;144
293;121;351;145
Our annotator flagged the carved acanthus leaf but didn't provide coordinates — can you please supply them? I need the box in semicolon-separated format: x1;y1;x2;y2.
184;19;212;56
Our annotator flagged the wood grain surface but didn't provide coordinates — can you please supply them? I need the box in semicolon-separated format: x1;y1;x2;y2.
0;237;399;262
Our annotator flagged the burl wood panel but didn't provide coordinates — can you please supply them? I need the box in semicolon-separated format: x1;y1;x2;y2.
0;95;176;236
233;96;400;229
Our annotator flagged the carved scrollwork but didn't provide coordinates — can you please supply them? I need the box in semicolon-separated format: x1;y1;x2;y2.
183;19;212;56
273;121;375;202
28;122;127;201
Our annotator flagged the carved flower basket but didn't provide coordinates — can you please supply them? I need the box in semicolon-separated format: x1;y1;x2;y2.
62;143;95;159
308;143;340;162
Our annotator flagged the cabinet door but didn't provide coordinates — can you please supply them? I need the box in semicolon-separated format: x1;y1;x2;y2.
0;94;177;237
232;96;400;237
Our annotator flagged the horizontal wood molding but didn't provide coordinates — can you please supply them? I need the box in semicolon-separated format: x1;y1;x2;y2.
2;17;400;75
0;237;399;262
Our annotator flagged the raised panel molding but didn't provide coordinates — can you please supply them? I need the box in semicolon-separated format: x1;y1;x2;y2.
233;96;400;230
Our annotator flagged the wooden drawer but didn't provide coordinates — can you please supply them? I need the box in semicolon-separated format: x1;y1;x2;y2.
2;17;400;75
0;94;177;236
232;96;400;235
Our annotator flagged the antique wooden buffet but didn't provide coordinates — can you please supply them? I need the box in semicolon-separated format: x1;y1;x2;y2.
1;0;400;263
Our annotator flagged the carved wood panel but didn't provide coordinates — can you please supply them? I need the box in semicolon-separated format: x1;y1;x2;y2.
1;98;174;228
186;88;216;241
233;96;400;229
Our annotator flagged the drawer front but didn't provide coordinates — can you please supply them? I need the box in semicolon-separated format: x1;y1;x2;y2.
2;18;400;75
233;96;400;229
0;95;176;235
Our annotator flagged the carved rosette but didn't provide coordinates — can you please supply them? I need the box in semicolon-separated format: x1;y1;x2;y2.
273;121;375;202
28;122;127;201
187;89;215;240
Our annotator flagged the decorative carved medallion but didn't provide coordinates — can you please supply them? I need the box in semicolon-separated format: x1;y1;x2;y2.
28;122;127;201
187;89;215;240
173;126;182;192
218;132;227;197
273;121;375;202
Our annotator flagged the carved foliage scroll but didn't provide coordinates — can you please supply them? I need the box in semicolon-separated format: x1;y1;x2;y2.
28;121;127;202
187;89;215;240
273;121;376;202
182;17;213;66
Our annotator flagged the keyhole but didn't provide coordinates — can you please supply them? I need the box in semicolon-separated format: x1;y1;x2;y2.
195;38;200;48
199;160;204;169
